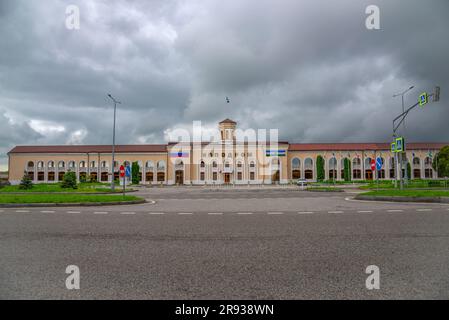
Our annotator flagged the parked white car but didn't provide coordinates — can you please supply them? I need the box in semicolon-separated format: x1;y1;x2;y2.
296;179;308;187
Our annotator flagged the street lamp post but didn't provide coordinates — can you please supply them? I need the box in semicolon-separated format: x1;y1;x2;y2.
393;86;414;187
107;94;121;191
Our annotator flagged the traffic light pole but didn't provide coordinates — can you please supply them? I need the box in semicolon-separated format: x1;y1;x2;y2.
392;87;440;189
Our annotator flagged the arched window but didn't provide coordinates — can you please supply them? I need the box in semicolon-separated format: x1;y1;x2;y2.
425;157;432;166
37;161;44;169
79;161;86;168
413;157;420;166
364;157;372;168
146;161;154;169
329;157;337;168
292;158;300;169
237;161;243;168
249;161;255;168
200;161;205;168
353;158;361;167
157;161;165;171
212;161;218;168
48;161;55;168
101;161;107;168
304;158;313;179
224;161;230;168
58;161;65;168
68;161;76;168
304;158;313;169
27;161;34;168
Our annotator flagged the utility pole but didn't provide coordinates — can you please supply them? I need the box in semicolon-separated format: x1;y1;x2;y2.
107;94;121;191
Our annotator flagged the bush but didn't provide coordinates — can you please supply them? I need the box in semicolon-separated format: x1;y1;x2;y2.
19;172;33;190
79;175;87;183
131;161;140;184
316;155;325;182
61;171;78;189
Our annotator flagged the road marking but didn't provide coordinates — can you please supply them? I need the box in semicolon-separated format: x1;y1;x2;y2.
267;212;284;215
208;212;223;215
357;210;373;213
298;211;313;214
178;212;193;215
417;208;432;212
15;210;30;213
94;211;108;215
120;212;136;215
67;211;80;214
148;212;165;215
328;211;344;214
387;209;403;213
237;212;253;215
40;210;55;213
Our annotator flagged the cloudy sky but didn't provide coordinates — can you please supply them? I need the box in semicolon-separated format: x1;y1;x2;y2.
0;0;448;170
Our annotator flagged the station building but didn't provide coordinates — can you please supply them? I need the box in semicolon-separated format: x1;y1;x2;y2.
7;119;446;185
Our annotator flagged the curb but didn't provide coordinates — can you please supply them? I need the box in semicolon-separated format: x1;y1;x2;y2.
306;189;344;193
0;190;138;195
355;195;449;203
0;199;146;208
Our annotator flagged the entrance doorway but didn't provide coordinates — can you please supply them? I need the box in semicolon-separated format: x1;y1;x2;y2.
175;170;184;185
224;173;231;184
272;170;280;184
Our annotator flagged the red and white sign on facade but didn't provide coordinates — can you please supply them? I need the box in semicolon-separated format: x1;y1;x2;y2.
119;165;125;178
370;159;376;171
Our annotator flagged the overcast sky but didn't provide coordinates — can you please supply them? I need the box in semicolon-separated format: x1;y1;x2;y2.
1;0;448;170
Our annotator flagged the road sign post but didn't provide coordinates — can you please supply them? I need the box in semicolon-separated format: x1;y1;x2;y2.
376;157;383;191
119;165;125;198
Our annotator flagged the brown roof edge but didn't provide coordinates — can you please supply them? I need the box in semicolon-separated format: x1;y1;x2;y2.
8;144;167;154
288;142;448;151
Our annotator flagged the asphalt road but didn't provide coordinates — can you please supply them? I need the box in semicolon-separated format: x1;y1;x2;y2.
1;187;449;299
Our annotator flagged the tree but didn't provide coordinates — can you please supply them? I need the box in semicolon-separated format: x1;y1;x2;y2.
19;171;33;190
316;155;325;182
433;146;449;178
61;171;78;189
343;158;351;182
131;162;140;184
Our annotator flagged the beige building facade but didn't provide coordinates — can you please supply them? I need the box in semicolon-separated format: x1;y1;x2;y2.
7;119;446;185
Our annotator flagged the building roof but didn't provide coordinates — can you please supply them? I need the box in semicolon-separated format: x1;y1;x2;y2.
288;142;448;151
8;142;447;154
8;144;167;154
219;118;237;124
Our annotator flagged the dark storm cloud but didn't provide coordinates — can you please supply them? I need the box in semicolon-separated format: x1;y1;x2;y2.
0;0;448;169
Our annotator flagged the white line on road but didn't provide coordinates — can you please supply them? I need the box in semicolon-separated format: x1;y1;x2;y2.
357;210;373;213
328;211;344;214
298;211;313;214
208;212;223;215
15;210;30;213
148;212;165;215
417;208;432;212
237;212;253;215
120;212;136;215
178;212;193;215
267;212;284;215
67;211;81;214
387;209;403;213
40;210;55;213
94;211;108;215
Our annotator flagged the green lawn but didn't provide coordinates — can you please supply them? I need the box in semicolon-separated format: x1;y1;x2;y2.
0;194;142;204
0;183;129;193
362;190;449;198
360;180;449;190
